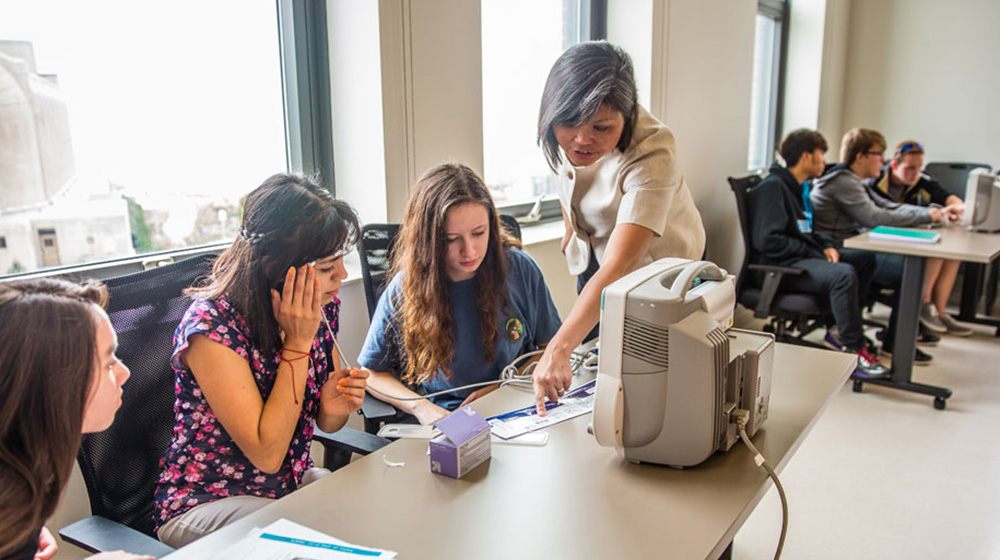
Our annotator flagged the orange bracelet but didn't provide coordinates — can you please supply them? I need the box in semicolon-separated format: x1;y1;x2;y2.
279;348;312;404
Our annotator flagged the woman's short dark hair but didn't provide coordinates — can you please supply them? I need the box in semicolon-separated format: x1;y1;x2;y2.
779;129;828;167
537;41;639;172
0;279;108;556
191;173;361;354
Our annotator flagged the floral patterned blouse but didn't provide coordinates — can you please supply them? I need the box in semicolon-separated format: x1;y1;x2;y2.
153;294;339;529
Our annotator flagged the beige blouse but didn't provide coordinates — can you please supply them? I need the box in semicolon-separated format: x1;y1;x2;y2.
557;105;705;275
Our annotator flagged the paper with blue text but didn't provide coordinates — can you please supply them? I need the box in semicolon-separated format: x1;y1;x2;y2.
210;518;396;560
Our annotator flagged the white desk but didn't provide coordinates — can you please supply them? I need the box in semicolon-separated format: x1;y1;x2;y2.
163;343;854;560
845;226;1000;408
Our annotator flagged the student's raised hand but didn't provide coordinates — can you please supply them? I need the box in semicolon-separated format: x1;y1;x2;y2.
271;265;322;349
34;526;57;560
532;346;573;417
320;368;368;416
459;383;500;408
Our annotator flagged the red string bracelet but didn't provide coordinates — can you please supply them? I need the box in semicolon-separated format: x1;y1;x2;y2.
279;348;312;404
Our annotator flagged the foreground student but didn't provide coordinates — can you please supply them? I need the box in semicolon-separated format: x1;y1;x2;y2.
358;163;562;425
0;279;149;560
154;174;368;547
747;129;887;378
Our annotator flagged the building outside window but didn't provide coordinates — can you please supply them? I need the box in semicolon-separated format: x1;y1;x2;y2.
0;0;287;277
747;0;787;171
481;0;604;220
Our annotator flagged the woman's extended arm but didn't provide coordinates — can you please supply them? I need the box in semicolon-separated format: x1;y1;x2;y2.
183;266;320;474
531;223;654;415
364;368;449;425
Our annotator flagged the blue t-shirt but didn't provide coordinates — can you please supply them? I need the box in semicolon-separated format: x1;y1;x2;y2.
358;248;562;410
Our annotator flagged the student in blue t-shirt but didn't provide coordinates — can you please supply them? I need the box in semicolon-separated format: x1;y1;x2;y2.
358;163;562;425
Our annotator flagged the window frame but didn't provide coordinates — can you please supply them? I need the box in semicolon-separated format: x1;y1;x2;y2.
1;0;333;281
278;0;335;186
748;0;789;171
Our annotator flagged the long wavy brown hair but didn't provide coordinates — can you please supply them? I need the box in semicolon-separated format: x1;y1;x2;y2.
189;173;360;354
393;164;520;385
0;279;108;556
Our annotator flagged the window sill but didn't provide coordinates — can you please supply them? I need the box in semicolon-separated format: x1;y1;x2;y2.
3;219;566;288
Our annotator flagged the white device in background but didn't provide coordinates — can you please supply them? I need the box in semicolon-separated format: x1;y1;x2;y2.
591;258;774;468
964;167;1000;232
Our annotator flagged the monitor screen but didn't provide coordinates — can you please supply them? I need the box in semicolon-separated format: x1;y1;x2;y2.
965;168;1000;231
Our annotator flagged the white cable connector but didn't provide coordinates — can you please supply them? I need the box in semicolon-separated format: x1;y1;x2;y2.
733;408;787;560
328;313;598;403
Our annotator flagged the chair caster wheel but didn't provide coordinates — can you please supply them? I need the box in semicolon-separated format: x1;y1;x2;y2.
852;379;864;393
934;397;946;410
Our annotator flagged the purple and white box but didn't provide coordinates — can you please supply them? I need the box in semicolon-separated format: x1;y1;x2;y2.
429;406;491;478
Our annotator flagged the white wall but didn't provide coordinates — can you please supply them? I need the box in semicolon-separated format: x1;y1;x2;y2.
613;0;757;275
379;0;484;222
607;0;653;108
329;1;388;223
840;0;1000;166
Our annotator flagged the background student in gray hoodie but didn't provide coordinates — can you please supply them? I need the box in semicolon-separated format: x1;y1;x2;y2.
811;128;946;364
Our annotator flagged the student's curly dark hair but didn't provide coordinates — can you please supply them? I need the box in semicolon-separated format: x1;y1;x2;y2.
190;173;361;354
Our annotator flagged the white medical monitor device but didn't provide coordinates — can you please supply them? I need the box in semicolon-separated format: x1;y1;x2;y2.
964;168;1000;233
592;259;774;468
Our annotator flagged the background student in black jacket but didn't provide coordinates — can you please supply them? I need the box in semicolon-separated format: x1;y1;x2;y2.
747;128;887;378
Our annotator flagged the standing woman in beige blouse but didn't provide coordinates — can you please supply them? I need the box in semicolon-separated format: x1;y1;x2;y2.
531;41;705;414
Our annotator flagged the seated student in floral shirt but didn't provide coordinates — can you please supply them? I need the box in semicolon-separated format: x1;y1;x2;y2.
154;174;368;547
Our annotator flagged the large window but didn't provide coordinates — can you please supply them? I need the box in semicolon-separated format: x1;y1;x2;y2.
481;0;604;220
0;0;319;277
747;0;788;171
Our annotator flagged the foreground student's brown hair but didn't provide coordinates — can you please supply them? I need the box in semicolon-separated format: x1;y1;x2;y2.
0;279;107;556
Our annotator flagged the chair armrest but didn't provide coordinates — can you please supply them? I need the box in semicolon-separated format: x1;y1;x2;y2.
360;393;398;420
313;426;390;471
59;516;174;557
747;264;805;319
747;263;805;276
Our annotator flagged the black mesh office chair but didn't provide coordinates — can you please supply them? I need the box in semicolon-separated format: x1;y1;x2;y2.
358;223;402;320
499;213;522;243
356;216;524;433
356;223;406;432
729;175;832;348
60;254;386;557
923;161;992;198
